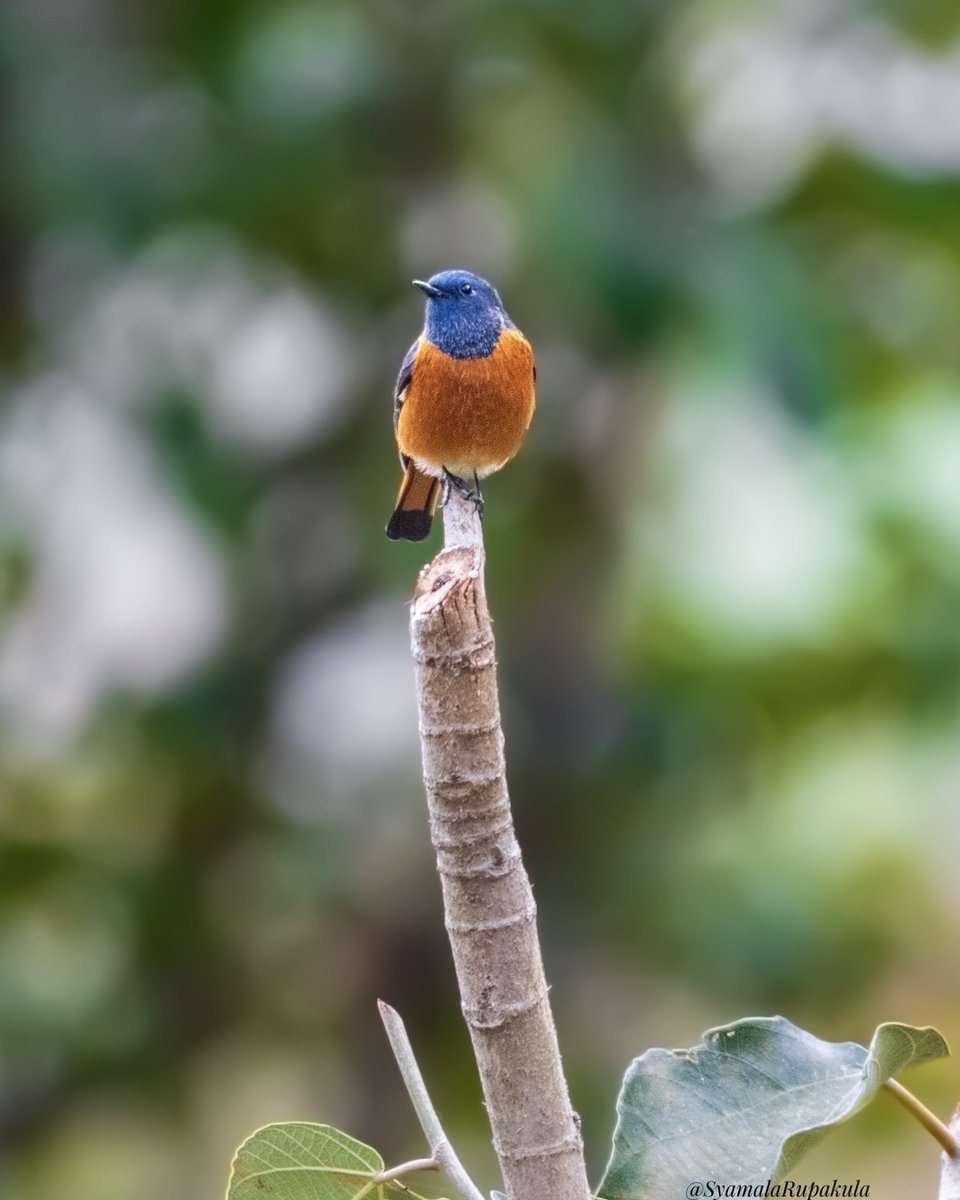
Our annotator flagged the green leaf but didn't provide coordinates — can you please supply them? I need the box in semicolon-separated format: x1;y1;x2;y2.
227;1122;426;1200
597;1017;949;1199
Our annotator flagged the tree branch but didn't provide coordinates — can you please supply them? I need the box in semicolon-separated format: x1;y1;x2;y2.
407;490;591;1200
378;1000;485;1200
938;1107;960;1200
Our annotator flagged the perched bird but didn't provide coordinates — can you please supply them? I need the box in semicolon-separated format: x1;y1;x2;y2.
386;269;536;541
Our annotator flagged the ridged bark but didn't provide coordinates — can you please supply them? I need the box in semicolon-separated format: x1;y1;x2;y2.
408;493;591;1200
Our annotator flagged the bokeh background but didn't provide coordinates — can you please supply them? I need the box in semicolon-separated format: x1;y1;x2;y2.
2;0;959;1196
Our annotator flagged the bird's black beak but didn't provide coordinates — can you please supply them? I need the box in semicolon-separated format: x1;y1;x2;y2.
413;279;442;299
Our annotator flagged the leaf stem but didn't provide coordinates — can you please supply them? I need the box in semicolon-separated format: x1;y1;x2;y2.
378;1000;487;1200
883;1079;959;1157
374;1157;439;1183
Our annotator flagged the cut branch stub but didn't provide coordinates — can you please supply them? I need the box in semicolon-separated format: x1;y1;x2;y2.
409;503;591;1200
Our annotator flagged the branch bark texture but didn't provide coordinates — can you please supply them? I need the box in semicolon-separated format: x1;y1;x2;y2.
408;492;591;1200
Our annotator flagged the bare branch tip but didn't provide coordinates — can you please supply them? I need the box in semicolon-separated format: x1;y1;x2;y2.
413;550;476;609
378;999;402;1030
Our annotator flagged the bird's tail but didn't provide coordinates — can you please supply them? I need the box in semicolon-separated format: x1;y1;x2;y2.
386;462;440;541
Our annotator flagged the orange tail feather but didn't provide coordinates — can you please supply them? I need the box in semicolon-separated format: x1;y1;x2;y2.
386;463;440;541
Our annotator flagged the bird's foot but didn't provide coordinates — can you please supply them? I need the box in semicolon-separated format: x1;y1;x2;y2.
442;468;484;518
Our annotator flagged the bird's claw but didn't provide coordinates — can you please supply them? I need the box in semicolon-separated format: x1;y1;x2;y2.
442;469;484;518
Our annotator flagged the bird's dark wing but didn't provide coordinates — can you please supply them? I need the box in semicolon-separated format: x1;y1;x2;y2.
393;338;419;435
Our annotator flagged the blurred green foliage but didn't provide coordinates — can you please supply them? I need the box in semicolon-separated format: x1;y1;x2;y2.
1;1;959;1198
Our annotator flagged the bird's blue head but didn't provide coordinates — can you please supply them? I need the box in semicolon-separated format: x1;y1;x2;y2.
413;269;510;359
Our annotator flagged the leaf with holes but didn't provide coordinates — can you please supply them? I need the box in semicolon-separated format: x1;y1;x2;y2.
227;1122;428;1200
597;1017;948;1199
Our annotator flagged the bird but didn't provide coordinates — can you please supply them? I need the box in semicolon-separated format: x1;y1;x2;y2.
386;269;536;542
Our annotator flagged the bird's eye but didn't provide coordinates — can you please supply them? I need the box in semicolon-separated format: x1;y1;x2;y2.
460;283;473;295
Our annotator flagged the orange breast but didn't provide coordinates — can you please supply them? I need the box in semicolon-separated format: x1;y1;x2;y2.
397;329;535;478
